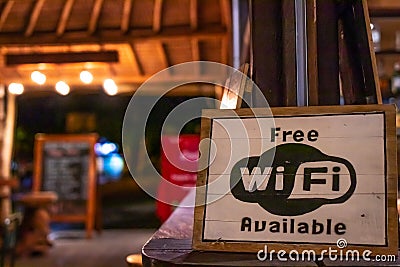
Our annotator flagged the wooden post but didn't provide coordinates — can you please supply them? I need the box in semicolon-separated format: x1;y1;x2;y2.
0;88;16;219
250;0;284;107
282;0;297;106
248;0;377;106
338;0;381;104
306;0;319;106
316;0;340;105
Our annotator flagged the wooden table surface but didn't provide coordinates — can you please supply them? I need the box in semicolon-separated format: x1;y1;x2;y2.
141;189;316;266
142;188;400;266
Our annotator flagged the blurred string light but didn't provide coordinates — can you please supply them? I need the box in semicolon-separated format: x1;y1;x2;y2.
80;70;93;84
55;81;70;95
31;71;46;85
8;83;24;95
14;71;119;95
103;78;118;95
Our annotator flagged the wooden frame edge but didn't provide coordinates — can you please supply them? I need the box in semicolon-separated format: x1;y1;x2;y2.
193;104;398;255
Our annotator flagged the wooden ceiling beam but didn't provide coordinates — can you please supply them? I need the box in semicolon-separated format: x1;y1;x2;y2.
221;37;228;64
12;82;216;96
190;0;198;30
124;44;144;76
220;0;231;28
57;0;75;36
0;26;227;45
156;42;169;69
137;84;216;97
191;38;199;61
25;0;46;37
153;0;163;33
369;8;400;17
1;74;224;88
121;0;132;34
130;45;144;76
88;0;104;35
0;1;14;32
220;0;232;65
5;51;119;65
191;38;200;75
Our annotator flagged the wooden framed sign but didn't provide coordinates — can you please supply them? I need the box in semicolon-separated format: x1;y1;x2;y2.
193;105;398;256
33;133;98;238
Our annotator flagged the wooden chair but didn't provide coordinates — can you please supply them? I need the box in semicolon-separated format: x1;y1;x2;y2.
13;191;57;257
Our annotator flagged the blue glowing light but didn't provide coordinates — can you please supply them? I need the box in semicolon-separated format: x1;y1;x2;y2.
103;153;124;179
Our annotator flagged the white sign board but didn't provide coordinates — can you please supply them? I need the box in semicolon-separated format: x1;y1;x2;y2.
193;105;398;255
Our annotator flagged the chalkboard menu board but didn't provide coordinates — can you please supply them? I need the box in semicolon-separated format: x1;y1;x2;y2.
33;133;98;238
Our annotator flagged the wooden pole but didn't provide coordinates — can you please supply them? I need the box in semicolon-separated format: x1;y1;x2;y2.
282;0;297;106
250;0;298;107
0;88;15;219
250;0;284;107
316;0;340;105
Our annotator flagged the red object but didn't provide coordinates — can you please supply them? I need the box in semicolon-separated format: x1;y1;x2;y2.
156;134;200;222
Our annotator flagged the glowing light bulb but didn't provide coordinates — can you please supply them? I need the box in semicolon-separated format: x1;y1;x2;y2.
8;83;24;95
80;70;93;84
31;71;46;85
103;79;118;95
55;81;70;95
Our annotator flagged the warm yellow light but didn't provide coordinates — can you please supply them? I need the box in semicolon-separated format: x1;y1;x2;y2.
8;83;24;95
80;70;93;84
103;79;118;95
31;71;46;85
55;81;70;95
